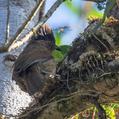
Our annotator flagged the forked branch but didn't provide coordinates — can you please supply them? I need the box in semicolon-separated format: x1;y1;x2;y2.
0;0;66;52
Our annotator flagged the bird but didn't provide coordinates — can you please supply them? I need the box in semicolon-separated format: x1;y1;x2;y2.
12;24;56;99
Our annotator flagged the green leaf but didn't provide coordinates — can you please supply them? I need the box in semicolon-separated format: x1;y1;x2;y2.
103;105;116;119
58;45;71;55
65;0;80;15
87;7;103;18
55;32;62;46
110;103;119;109
52;50;64;62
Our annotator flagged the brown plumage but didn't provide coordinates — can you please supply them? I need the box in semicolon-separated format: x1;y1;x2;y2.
12;24;56;98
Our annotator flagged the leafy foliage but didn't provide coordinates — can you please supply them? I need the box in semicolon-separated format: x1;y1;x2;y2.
87;7;103;18
53;29;71;62
58;45;71;55
67;103;119;119
52;50;64;62
52;45;71;63
104;105;115;119
55;32;62;46
65;0;80;15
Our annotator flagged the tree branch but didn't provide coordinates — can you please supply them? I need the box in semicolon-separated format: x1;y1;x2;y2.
5;0;10;43
9;0;66;51
0;0;45;52
0;0;66;52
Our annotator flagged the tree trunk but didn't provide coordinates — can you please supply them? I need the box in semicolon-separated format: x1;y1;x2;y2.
0;0;39;118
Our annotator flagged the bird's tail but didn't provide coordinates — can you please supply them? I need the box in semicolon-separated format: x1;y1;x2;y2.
32;24;55;45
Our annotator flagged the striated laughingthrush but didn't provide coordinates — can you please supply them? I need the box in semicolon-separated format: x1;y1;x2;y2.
12;24;56;99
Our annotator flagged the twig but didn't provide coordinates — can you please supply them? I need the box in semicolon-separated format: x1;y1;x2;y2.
91;32;109;51
18;90;101;118
5;0;10;43
18;90;84;118
97;72;112;79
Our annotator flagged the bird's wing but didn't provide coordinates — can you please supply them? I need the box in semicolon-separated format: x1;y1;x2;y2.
14;24;55;74
14;43;52;74
22;59;56;96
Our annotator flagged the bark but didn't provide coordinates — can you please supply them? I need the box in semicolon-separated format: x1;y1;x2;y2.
0;0;39;118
